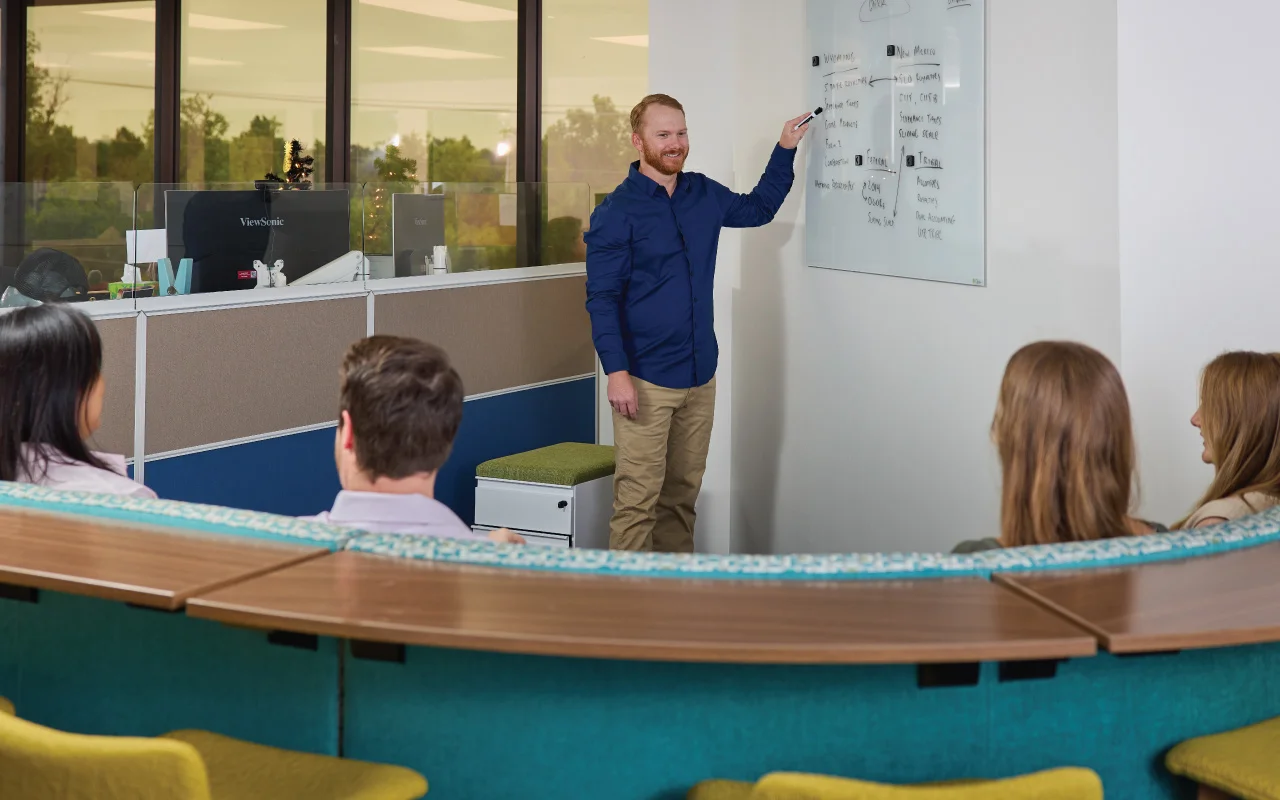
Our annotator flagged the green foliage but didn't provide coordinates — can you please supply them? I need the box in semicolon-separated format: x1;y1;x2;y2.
20;29;633;271
360;144;418;255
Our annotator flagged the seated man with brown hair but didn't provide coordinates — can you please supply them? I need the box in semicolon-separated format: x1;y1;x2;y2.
309;335;523;544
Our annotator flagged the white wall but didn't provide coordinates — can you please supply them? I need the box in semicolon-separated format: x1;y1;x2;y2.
643;0;1121;554
646;0;739;553
1118;0;1280;525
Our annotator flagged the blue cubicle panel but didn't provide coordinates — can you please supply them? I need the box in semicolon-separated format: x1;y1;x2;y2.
342;643;1280;800
0;591;338;755
145;377;596;525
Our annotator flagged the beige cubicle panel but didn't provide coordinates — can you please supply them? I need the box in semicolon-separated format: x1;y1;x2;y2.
92;316;136;458
374;276;595;396
144;298;366;456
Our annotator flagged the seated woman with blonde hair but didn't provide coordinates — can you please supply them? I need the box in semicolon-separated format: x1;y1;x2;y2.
954;341;1164;553
1177;351;1280;529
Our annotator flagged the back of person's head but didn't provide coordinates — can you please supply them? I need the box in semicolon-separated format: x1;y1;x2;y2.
1181;351;1280;523
993;341;1136;547
0;304;110;482
338;336;464;481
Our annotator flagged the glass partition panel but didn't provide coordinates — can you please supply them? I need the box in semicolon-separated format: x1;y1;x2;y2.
135;182;364;300
27;1;157;183
0;182;135;307
361;181;589;281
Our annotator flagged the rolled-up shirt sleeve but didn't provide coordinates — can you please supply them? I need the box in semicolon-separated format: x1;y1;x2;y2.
584;200;632;375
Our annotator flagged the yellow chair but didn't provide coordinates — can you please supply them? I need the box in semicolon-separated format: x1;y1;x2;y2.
0;697;13;716
1167;716;1280;800
689;768;1102;800
0;711;427;800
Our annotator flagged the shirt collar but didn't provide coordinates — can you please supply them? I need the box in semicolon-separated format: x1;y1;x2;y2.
626;161;686;198
327;490;454;526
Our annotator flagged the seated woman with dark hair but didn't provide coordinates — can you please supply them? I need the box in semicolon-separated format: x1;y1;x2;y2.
954;341;1164;553
0;305;155;498
1177;351;1280;528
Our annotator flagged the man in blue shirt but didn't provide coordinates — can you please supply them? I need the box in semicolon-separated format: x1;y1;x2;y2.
585;94;811;552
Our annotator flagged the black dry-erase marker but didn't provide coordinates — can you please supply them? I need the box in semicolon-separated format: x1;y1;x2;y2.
793;107;823;131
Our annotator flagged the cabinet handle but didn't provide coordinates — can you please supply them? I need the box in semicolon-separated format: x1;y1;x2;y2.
557;500;569;509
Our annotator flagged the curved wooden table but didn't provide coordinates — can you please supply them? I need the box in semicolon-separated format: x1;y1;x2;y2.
185;550;1096;664
0;508;327;609
995;542;1280;653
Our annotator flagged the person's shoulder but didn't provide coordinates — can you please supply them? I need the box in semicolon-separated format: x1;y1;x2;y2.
951;537;1002;554
1241;491;1280;513
1185;493;1274;527
586;192;633;242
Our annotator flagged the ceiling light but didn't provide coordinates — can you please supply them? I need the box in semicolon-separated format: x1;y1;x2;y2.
93;51;155;62
188;56;243;66
359;0;516;23
188;13;283;30
94;51;243;67
591;35;649;47
84;8;283;30
361;45;499;60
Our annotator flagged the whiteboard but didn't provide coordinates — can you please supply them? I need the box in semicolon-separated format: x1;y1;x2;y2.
806;0;985;286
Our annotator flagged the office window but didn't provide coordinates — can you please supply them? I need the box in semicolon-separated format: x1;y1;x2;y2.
351;0;517;262
541;0;647;263
26;1;157;183
180;0;327;184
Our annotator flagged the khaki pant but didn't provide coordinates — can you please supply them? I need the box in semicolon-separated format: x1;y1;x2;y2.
610;376;716;553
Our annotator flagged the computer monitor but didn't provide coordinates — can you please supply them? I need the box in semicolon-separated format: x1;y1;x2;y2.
165;189;351;293
391;194;445;277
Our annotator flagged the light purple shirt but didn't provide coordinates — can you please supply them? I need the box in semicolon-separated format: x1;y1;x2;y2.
18;445;156;499
306;490;487;540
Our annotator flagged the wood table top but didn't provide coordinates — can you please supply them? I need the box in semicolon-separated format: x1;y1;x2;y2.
0;508;328;610
186;551;1097;664
995;542;1280;653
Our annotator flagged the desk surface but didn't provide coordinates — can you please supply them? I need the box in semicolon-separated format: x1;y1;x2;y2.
187;551;1096;664
995;542;1280;653
0;509;328;610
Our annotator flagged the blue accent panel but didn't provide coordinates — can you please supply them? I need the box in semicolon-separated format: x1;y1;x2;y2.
0;592;338;755
343;643;1280;800
433;377;595;525
145;427;342;518
142;377;594;524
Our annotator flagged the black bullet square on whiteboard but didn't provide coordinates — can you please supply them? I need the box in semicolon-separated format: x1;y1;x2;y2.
887;45;896;56
812;55;820;67
906;155;915;167
854;155;863;166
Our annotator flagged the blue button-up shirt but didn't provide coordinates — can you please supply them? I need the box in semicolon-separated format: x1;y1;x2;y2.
584;144;797;390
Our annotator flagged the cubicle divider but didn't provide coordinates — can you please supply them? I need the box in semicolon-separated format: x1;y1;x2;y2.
80;266;595;522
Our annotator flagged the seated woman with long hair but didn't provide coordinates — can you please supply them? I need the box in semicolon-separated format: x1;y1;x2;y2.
0;305;155;498
1177;351;1280;528
954;341;1164;553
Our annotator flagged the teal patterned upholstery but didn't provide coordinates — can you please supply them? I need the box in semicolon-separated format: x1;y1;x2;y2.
344;504;1280;580
0;482;354;549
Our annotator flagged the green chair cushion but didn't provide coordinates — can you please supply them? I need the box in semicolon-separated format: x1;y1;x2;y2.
476;443;615;486
1167;715;1280;800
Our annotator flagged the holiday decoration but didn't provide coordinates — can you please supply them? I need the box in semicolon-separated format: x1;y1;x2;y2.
284;139;314;186
364;144;417;253
260;139;313;188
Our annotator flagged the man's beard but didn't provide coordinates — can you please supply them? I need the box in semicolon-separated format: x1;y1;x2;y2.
642;142;688;175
